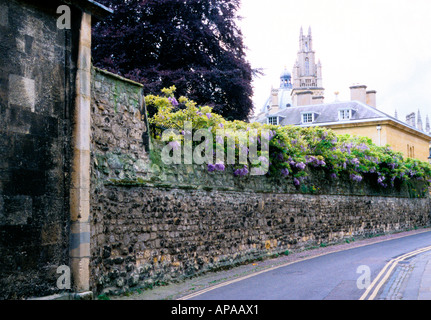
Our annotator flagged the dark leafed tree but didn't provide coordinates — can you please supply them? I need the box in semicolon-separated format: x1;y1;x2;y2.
92;0;256;121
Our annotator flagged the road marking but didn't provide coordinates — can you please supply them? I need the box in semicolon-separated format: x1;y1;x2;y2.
176;230;431;300
359;245;431;300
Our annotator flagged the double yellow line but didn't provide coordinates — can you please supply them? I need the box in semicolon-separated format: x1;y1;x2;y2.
359;245;431;300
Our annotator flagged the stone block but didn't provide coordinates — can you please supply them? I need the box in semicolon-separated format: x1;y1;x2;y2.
0;195;32;226
8;74;35;112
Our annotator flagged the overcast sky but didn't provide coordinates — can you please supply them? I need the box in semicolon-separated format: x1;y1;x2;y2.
238;0;431;124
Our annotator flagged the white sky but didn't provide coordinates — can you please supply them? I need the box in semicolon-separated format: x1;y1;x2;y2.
238;0;431;123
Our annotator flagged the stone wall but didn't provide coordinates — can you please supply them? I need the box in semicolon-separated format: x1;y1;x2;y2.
0;0;80;299
90;67;151;186
89;69;431;296
90;179;430;296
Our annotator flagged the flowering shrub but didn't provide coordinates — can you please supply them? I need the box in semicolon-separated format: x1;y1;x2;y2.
146;87;431;189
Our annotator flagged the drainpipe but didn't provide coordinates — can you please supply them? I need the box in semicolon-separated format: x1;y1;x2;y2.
69;11;92;297
376;125;382;146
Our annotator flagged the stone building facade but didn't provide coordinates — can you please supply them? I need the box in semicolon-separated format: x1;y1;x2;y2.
0;0;111;299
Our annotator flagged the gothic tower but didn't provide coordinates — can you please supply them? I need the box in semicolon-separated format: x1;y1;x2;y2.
291;26;325;106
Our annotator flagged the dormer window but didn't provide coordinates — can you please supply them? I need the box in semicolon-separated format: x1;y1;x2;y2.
268;116;278;125
338;108;353;121
301;112;315;124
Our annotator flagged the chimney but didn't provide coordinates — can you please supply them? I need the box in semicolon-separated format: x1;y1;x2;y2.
350;84;367;104
366;90;377;108
269;88;279;114
296;90;313;106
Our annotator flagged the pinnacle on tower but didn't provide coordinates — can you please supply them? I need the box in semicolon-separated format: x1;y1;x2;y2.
426;114;430;133
308;26;312;36
394;110;398;119
417;109;423;131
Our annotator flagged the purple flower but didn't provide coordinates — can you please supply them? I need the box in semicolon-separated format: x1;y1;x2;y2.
293;178;300;186
207;164;216;172
305;156;314;163
330;173;337;179
388;163;398;170
215;163;225;171
206;113;212;119
281;168;290;176
218;123;224;128
350;158;360;165
317;159;326;166
296;162;306;170
168;140;181;151
196;111;203;116
234;166;249;177
168;97;178;106
350;174;363;182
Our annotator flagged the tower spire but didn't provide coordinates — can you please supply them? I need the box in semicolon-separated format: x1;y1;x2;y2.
418;109;423;131
291;26;324;106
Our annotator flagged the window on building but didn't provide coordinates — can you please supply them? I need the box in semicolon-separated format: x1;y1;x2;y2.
407;144;415;158
268;116;278;125
305;58;310;75
302;113;314;124
338;109;352;120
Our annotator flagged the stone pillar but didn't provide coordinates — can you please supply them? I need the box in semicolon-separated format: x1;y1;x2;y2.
70;12;92;294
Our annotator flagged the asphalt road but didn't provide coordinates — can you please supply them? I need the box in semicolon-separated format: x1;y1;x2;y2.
185;230;431;300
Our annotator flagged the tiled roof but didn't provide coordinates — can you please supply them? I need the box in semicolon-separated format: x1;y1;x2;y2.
254;100;431;139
